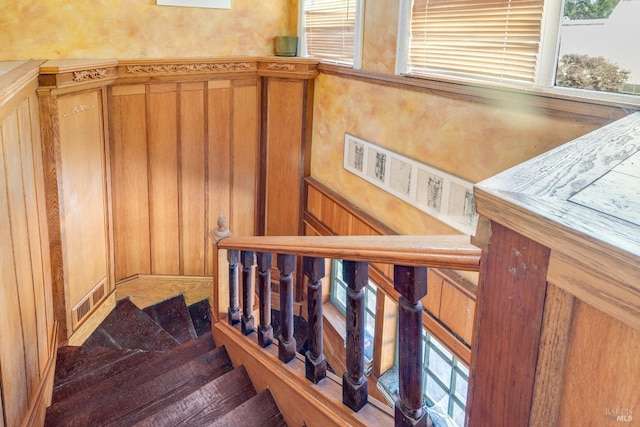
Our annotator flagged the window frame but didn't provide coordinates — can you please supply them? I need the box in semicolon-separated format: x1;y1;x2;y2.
298;0;365;69
395;0;640;105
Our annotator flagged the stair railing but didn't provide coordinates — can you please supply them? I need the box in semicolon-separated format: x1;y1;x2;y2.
215;229;481;426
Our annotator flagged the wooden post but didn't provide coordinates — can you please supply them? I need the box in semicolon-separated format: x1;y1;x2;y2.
304;256;327;384
227;249;241;326
342;260;368;412
241;250;255;335
278;253;297;363
212;214;232;323
467;222;550;427
257;252;274;347
394;265;428;427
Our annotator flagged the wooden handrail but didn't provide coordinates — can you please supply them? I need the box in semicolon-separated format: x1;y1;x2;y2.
217;235;481;271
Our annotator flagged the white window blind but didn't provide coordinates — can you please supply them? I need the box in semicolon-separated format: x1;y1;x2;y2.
301;0;359;66
408;0;545;84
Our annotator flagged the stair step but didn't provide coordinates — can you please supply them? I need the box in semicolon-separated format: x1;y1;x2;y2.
188;298;213;337
52;345;160;404
205;388;287;427
143;294;197;344
82;298;180;351
134;365;256;427
46;334;219;426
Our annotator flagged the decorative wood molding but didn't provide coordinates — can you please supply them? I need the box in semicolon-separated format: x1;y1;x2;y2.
125;62;253;74
62;104;95;117
73;68;108;82
266;62;297;72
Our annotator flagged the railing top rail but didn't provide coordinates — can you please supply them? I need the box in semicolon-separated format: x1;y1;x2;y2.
216;234;481;272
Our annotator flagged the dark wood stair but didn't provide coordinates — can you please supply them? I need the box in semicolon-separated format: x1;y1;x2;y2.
46;294;286;426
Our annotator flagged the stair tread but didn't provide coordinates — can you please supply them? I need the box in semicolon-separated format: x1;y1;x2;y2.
82;298;180;351
134;365;256;427
205;388;287;427
188;298;213;337
53;346;161;403
46;334;220;426
143;294;197;344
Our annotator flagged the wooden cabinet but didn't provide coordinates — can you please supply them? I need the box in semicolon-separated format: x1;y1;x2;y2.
38;60;117;341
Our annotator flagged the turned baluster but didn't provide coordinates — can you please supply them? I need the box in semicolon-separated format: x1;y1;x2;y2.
304;256;327;383
227;249;241;326
394;265;428;427
342;260;368;411
257;252;274;347
278;254;297;363
240;250;255;335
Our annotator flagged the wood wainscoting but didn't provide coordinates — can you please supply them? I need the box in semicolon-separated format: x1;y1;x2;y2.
303;177;476;366
0;60;57;427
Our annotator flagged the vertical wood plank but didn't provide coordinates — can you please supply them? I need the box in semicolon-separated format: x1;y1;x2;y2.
264;79;304;236
206;81;231;275
28;92;55;351
110;86;151;281
180;83;206;275
17;99;49;374
529;283;575;427
231;82;258;237
57;91;108;305
467;222;550;427
0;114;30;426
148;85;180;274
2;110;40;400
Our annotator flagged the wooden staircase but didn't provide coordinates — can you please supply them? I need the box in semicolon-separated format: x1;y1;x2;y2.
45;296;287;426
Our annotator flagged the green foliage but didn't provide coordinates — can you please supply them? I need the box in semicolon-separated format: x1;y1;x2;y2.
563;0;620;19
556;54;630;93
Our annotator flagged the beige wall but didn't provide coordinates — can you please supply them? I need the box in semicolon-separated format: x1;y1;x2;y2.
1;0;295;60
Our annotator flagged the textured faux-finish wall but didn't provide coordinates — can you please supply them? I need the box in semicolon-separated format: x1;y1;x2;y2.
0;0;295;59
310;73;598;236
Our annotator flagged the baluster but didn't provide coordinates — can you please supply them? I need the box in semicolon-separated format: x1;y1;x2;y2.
304;256;327;383
227;249;241;326
394;265;428;427
277;254;297;363
342;260;368;411
241;250;255;335
257;252;274;347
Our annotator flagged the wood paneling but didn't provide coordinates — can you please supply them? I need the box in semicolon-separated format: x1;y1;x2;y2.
264;79;304;236
110;85;150;280
0;62;55;427
231;81;259;237
57;91;109;305
148;84;180;274
110;78;259;282
180;82;207;275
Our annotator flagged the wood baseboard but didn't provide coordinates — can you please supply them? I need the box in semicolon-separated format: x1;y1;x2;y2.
115;274;213;309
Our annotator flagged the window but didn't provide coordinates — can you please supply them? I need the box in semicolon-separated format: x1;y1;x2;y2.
397;0;640;99
298;0;364;68
422;331;468;427
330;259;376;362
378;328;469;427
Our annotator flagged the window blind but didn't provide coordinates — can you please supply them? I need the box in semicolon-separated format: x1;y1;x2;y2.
303;0;356;65
408;0;545;84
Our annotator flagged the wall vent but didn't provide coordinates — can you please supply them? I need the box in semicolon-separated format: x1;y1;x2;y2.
92;283;105;305
75;299;91;323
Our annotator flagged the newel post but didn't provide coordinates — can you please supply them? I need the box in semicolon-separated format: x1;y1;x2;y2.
394;265;428;427
304;256;327;384
257;252;274;347
342;260;368;412
278;254;297;363
240;251;255;335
